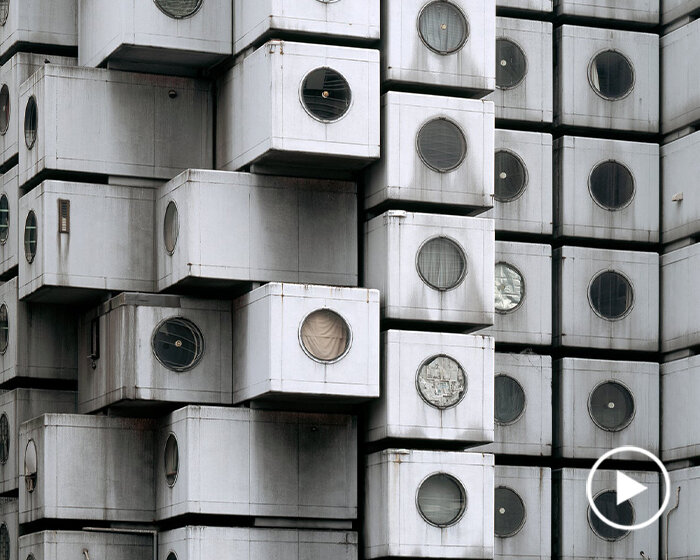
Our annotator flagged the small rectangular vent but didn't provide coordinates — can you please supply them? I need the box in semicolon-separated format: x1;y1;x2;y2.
58;199;70;233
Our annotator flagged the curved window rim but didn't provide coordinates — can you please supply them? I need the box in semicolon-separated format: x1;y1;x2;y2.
0;303;8;356
150;316;205;372
495;485;527;538
153;0;203;19
0;193;9;245
587;488;634;542
24;439;37;493
415;471;468;528
0;413;8;464
495;37;529;91
587;49;636;101
0;1;7;28
298;66;354;124
587;269;635;321
415;235;469;292
163;200;179;256
494;149;529;203
415;353;468;410
24;210;37;264
0;84;10;136
417;1;470;56
587;379;636;433
164;432;179;488
494;261;526;315
415;116;468;173
24;96;37;149
587;159;636;211
297;307;353;365
494;373;527;426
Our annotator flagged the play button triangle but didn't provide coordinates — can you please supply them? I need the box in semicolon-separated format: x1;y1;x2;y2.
616;471;648;505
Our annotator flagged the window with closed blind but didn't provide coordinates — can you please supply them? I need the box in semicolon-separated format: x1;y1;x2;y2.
418;1;469;55
417;118;467;172
299;309;351;363
416;237;467;291
588;271;634;320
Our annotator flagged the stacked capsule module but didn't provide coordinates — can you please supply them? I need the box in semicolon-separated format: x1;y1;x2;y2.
659;1;700;559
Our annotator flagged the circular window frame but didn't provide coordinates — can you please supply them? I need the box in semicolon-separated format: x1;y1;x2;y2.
153;0;203;19
298;66;353;124
0;304;8;356
0;193;9;245
0;1;8;27
0;84;9;136
0;413;9;465
587;379;636;433
587;269;635;321
587;488;634;542
164;432;179;488
151;316;205;373
494;485;527;538
415;471;468;528
415;354;468;410
24;439;37;493
587;159;636;212
24;96;37;150
24;210;37;264
415;235;468;292
495;37;528;90
494;374;527;426
163;200;179;255
297;308;353;365
0;522;9;560
494;261;526;315
494;149;529;203
417;1;470;56
587;49;636;102
415;116;468;173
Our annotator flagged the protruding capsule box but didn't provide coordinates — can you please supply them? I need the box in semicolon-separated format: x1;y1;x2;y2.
365;211;494;329
365;449;494;559
555;25;659;134
217;41;379;175
365;92;494;213
232;283;379;404
366;330;494;445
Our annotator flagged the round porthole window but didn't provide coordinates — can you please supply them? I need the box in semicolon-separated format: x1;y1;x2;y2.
299;309;351;363
416;237;467;291
24;211;37;264
589;271;633;320
588;381;635;432
301;67;352;122
589;161;635;210
416;473;467;527
418;1;469;55
0;414;8;465
494;150;527;202
495;374;526;425
494;262;525;313
495;487;526;537
0;85;9;135
589;50;634;100
496;39;527;89
0;1;8;26
163;201;179;255
589;490;634;541
0;194;9;244
0;523;9;560
416;355;467;409
154;0;202;18
416;118;467;172
0;304;7;355
24;439;37;492
24;96;37;149
164;433;179;487
152;317;204;372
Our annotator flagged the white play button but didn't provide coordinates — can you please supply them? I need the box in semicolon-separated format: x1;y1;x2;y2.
616;471;648;505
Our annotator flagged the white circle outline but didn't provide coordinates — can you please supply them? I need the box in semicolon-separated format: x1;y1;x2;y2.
586;445;670;532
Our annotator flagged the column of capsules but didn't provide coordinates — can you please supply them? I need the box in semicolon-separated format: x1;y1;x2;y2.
7;2;384;560
659;2;700;559
362;2;498;559
552;1;663;557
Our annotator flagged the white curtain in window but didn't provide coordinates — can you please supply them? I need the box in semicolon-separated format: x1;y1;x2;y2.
300;310;349;361
418;238;466;290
